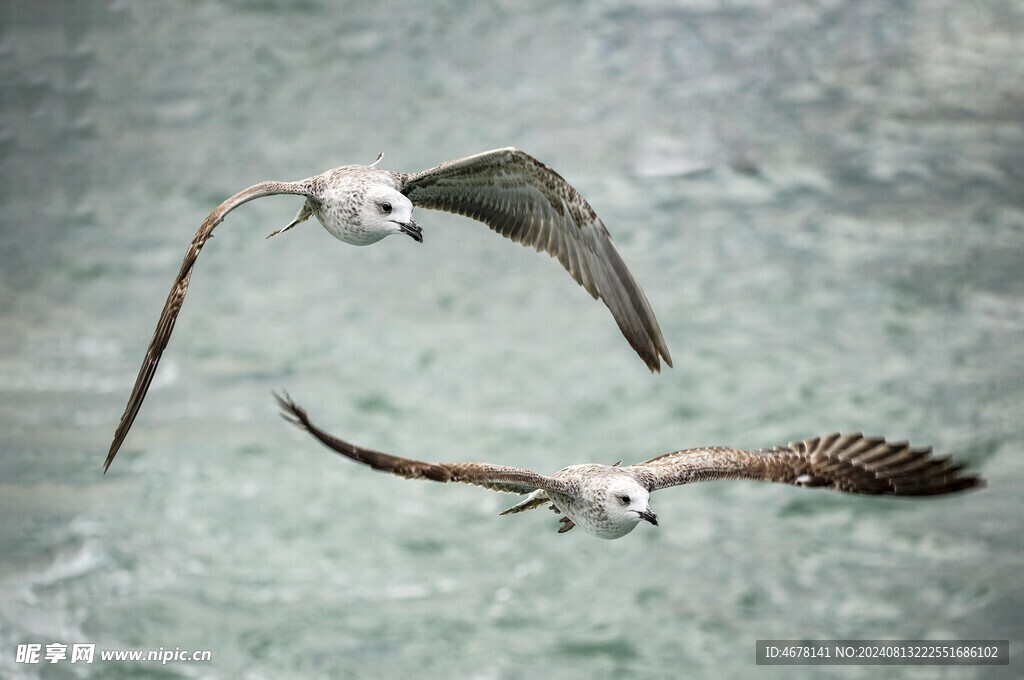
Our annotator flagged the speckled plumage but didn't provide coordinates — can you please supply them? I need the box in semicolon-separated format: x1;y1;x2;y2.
275;395;984;540
104;148;671;472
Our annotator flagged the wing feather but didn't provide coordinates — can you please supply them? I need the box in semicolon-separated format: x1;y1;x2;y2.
629;433;983;496
103;181;310;472
399;148;672;372
275;393;574;496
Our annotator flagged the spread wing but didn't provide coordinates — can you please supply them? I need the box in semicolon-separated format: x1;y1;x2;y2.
104;181;310;473
399;148;672;373
629;432;983;496
275;393;575;496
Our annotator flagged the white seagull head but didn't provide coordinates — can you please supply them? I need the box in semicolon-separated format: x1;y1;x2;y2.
600;476;658;539
360;184;421;244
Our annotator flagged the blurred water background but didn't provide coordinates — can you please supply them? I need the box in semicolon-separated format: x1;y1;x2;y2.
1;1;1022;678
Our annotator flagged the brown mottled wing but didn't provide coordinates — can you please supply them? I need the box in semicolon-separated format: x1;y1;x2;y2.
399;148;672;373
275;393;575;496
629;433;983;496
103;181;310;473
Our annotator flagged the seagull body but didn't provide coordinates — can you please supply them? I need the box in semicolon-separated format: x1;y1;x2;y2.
287;166;422;245
104;149;672;472
539;464;660;539
276;394;984;540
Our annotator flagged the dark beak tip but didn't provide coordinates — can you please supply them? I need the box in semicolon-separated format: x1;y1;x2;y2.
400;221;423;243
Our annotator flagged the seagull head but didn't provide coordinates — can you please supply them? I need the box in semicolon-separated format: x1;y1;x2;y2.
362;185;421;244
602;477;657;538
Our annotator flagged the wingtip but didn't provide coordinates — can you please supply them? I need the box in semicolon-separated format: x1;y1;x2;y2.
102;441;120;474
273;390;310;431
644;348;673;373
961;474;986;492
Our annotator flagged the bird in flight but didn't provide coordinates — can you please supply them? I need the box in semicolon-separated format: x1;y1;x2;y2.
275;393;984;540
104;148;672;472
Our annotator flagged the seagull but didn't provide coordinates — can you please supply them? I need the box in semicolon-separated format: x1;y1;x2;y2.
104;148;672;472
275;394;984;540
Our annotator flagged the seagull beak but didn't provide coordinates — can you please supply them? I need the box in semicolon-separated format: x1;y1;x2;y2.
396;219;423;243
638;508;658;527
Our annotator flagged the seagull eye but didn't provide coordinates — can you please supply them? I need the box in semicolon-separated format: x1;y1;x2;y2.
619;495;630;505
380;202;392;214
